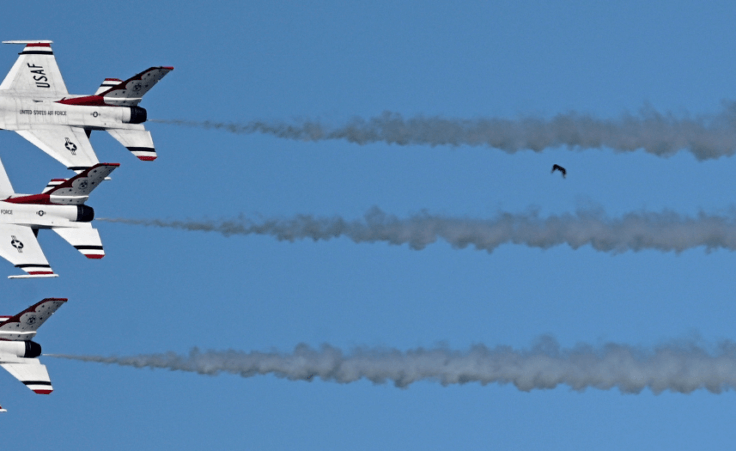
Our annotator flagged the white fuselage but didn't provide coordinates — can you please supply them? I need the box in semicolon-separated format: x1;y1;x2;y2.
0;341;32;360
0;95;142;131
0;199;84;229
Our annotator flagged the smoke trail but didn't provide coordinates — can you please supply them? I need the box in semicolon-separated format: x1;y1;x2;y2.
50;337;736;394
152;105;736;160
99;207;736;254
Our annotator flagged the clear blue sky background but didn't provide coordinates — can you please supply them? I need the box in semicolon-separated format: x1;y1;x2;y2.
2;1;736;449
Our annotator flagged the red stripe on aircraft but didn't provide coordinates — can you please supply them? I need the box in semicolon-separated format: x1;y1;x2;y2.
58;95;108;106
4;194;52;204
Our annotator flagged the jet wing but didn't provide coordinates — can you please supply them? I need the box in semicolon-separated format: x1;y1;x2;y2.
0;157;15;199
16;126;99;171
0;359;53;394
0;224;56;278
0;41;67;97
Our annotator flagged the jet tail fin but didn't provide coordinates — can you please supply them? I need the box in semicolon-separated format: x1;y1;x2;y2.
101;66;173;106
7;163;119;205
44;163;119;203
0;298;67;341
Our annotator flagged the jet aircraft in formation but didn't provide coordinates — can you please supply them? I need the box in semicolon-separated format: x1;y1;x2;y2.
0;39;172;278
0;40;172;410
0;298;66;412
0;159;117;278
0;40;172;170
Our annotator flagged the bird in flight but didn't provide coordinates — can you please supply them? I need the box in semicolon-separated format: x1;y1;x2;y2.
551;164;566;178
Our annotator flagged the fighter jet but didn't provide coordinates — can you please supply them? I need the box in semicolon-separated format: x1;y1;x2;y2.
0;158;117;278
0;40;172;170
0;297;66;412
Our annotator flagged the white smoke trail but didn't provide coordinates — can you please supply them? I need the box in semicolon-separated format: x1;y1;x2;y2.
151;105;736;160
98;207;736;254
50;337;736;394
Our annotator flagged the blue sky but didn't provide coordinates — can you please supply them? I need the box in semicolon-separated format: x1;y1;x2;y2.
2;1;736;449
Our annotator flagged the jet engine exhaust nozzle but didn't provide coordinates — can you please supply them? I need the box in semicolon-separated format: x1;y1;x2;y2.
76;205;94;222
125;106;147;124
24;341;41;358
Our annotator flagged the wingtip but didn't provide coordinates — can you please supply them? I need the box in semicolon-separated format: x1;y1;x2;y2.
2;40;53;45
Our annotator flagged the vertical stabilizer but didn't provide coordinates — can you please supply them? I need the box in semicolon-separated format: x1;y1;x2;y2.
0;298;66;340
101;66;173;106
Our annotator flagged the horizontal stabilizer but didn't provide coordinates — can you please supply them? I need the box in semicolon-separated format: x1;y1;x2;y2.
1;360;53;394
53;224;104;259
107;129;156;161
8;274;58;279
101;66;173;106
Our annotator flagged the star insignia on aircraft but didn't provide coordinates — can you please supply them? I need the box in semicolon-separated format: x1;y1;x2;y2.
64;138;77;153
79;181;88;189
26;316;36;326
10;238;23;250
133;83;142;91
